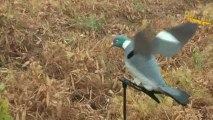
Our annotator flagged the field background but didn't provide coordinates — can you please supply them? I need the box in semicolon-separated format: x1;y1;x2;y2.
0;0;213;120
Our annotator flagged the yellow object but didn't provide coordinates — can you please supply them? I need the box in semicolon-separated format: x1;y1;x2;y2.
187;17;211;25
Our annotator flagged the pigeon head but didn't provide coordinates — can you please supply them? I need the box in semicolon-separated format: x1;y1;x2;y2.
112;35;130;49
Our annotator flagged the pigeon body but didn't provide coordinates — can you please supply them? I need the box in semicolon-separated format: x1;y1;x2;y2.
123;40;164;90
112;22;198;105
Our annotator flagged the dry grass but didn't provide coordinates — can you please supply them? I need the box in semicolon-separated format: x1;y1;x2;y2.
0;0;212;120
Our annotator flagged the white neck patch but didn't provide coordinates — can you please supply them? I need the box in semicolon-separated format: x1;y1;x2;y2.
122;40;131;49
156;30;179;44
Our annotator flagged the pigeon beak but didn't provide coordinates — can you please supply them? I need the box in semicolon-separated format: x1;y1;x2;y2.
109;42;114;48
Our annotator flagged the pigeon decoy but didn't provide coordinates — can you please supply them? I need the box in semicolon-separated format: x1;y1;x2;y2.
111;22;198;106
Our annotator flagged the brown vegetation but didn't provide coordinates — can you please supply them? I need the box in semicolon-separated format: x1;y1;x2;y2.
0;0;212;120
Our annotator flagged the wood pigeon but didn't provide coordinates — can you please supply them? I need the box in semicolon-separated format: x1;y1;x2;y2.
111;22;198;106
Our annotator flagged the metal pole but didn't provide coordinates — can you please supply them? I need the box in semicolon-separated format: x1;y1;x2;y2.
119;77;160;120
122;79;128;120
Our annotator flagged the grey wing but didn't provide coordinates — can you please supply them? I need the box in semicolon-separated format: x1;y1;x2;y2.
134;22;198;57
134;23;156;57
152;22;198;57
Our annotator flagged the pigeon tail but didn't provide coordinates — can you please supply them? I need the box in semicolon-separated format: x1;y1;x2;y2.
159;86;190;106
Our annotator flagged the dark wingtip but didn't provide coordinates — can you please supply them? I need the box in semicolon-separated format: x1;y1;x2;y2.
185;22;199;32
166;22;199;45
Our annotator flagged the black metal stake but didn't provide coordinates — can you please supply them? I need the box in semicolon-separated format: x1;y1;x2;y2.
119;77;161;120
122;79;128;120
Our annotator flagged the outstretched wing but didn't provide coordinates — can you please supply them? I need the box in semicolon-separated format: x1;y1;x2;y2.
152;22;198;57
133;23;156;57
133;22;198;57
